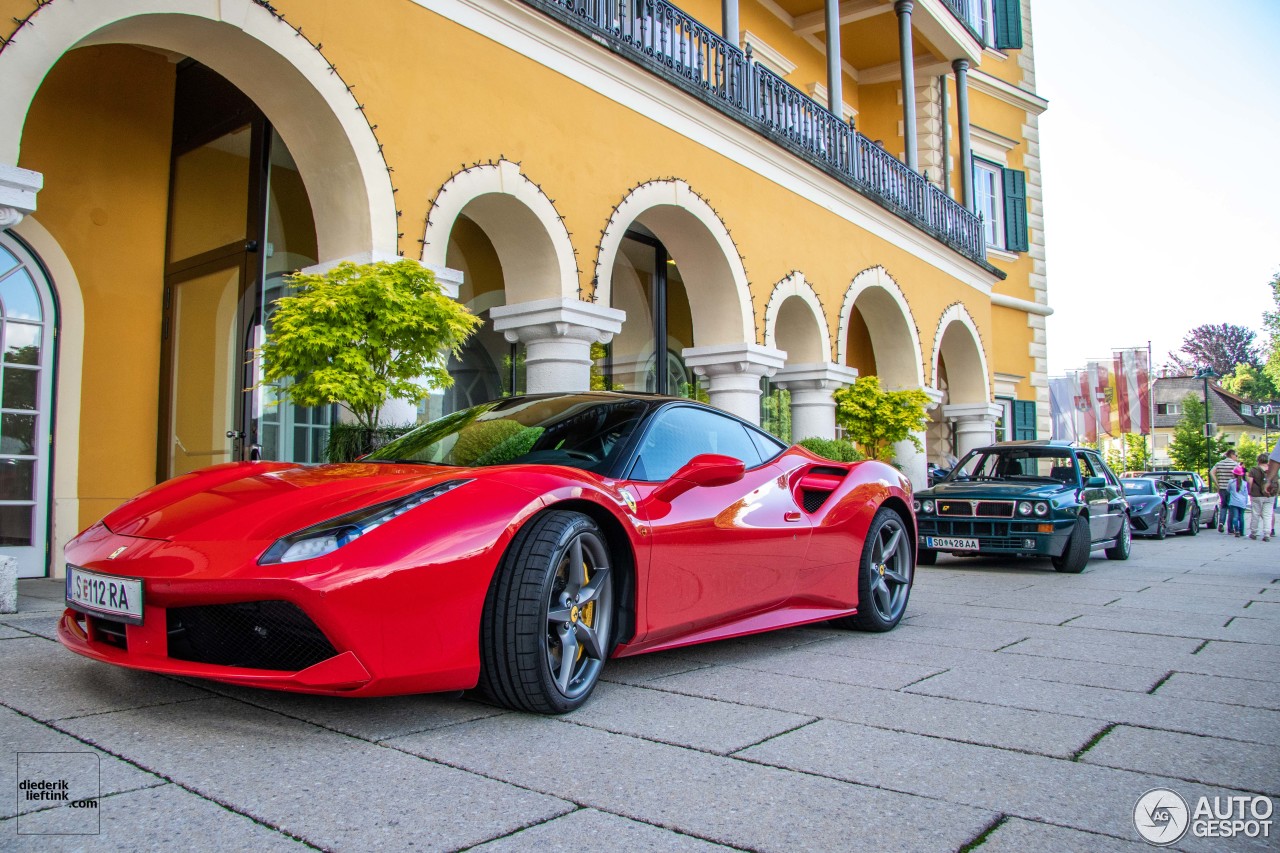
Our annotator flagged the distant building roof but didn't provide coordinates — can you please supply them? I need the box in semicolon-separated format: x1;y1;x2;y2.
1152;376;1264;430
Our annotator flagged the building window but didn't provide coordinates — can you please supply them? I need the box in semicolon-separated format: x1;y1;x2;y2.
973;159;1004;249
1156;402;1181;416
966;0;995;43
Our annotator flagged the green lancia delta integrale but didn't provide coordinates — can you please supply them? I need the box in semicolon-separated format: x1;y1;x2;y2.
914;440;1131;573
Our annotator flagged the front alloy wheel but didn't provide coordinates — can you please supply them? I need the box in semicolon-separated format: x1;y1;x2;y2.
478;510;613;713
833;507;913;632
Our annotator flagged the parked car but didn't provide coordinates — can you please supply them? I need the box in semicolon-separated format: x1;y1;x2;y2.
58;392;915;714
1120;477;1201;539
914;440;1130;573
1133;470;1219;529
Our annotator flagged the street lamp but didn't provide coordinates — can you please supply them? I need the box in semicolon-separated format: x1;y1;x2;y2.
1194;366;1220;477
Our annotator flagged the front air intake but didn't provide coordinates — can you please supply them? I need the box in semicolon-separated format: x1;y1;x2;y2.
167;600;337;671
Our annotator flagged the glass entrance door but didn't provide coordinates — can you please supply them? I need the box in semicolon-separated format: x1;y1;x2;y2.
0;236;57;577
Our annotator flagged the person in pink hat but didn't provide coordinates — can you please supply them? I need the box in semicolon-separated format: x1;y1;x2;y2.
1226;465;1250;537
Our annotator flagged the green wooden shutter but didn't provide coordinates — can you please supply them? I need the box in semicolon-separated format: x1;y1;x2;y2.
1013;400;1037;440
993;0;1023;49
1002;167;1029;252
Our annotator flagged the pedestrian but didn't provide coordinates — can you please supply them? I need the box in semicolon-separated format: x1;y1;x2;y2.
1247;453;1274;542
1267;438;1280;536
1225;465;1249;537
1211;448;1239;532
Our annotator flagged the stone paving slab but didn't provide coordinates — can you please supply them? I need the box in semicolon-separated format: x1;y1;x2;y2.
602;652;711;686
979;586;1132;607
195;682;508;742
0;706;162;819
906;669;1280;746
1155;672;1280;711
0;638;210;721
975;817;1159;852
737;718;1272;852
691;645;946;691
0;614;59;641
1081;724;1280;798
564;681;814;755
953;651;1168;692
1104;596;1256;617
471;807;738;852
910;601;1089;626
389;715;998;852
60;698;574;852
0;626;28;641
873;621;1033;652
1;783;309;852
645;665;1102;758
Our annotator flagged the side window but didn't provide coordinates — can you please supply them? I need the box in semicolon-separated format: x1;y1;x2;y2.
747;425;787;463
631;407;762;482
1077;453;1096;480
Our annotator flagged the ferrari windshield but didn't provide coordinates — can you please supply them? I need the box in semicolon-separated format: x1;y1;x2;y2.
1121;479;1156;496
947;448;1079;484
368;396;647;472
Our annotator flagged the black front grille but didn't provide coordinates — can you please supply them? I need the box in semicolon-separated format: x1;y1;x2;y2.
976;501;1014;518
88;614;128;650
802;490;831;512
937;500;974;516
166;601;337;672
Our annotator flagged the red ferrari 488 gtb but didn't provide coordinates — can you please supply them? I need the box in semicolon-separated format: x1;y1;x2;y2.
60;393;915;713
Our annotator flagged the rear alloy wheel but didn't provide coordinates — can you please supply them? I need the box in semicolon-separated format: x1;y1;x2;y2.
1152;508;1166;540
1051;518;1090;573
833;507;913;632
1105;514;1132;561
1207;506;1218;529
478;510;614;714
1182;506;1200;536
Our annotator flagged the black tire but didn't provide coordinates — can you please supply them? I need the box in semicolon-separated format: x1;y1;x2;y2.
832;507;913;632
1152;508;1166;540
1180;505;1200;537
1051;518;1090;573
917;547;938;566
1206;506;1218;529
1105;514;1132;560
477;510;614;714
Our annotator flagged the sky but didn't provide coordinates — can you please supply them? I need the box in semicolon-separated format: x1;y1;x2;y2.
1034;0;1280;376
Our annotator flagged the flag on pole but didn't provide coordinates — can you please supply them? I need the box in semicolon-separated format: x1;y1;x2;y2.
1075;369;1098;442
1049;376;1078;441
1087;361;1112;437
1113;348;1152;434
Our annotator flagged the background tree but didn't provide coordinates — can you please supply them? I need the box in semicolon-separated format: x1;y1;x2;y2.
1166;323;1259;376
1234;434;1266;471
832;376;930;463
262;260;480;431
1105;433;1153;474
1219;362;1279;402
1167;394;1232;477
1263;270;1280;392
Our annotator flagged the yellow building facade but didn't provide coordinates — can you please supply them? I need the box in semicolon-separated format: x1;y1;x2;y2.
0;0;1051;577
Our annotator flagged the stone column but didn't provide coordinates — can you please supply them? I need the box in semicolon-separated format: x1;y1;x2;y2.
772;362;859;441
0;165;43;228
683;343;787;425
722;0;739;43
952;58;974;211
824;0;843;114
491;297;624;394
943;402;1003;458
895;386;944;490
895;0;918;171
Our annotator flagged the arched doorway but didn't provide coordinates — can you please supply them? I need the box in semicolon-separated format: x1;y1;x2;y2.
931;304;997;463
763;273;846;442
0;234;57;577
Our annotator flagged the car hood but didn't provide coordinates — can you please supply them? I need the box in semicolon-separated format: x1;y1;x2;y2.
919;480;1071;500
100;461;485;542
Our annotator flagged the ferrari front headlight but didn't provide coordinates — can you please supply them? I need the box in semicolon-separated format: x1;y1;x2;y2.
259;480;471;565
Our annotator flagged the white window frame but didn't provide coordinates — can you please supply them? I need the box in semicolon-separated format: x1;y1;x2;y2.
973;158;1004;249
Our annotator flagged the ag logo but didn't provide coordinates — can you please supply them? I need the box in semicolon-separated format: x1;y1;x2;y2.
619;488;637;514
1134;788;1189;845
107;546;128;560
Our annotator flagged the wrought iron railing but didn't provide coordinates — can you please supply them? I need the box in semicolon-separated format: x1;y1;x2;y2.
938;0;988;44
527;0;987;265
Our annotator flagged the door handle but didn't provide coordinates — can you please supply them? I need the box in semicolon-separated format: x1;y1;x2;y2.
784;511;802;522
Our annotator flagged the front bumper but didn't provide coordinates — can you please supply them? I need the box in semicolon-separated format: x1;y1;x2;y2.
916;516;1074;557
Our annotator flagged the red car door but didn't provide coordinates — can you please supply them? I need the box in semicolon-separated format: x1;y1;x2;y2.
623;406;811;646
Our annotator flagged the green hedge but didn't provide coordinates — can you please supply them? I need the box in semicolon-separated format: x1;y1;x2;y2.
797;437;864;463
325;423;416;463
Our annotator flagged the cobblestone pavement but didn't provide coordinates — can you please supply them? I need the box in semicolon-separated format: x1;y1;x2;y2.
2;531;1277;851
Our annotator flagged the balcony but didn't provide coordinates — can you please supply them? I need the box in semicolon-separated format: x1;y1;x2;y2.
522;0;989;266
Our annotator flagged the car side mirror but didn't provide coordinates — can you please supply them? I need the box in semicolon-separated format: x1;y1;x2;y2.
1166;488;1181;497
651;454;746;503
1085;476;1106;488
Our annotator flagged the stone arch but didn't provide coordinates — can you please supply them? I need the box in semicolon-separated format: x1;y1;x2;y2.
837;266;925;390
422;159;577;302
594;180;753;346
0;0;396;261
931;302;991;403
763;272;831;364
